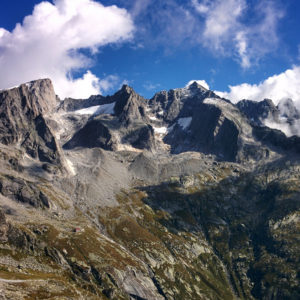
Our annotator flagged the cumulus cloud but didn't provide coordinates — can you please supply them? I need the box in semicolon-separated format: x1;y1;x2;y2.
215;66;300;106
0;0;134;98
186;79;209;90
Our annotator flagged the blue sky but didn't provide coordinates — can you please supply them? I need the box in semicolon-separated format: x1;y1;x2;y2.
0;0;300;103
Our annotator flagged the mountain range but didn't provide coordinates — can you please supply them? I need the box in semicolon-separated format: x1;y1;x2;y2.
0;79;299;299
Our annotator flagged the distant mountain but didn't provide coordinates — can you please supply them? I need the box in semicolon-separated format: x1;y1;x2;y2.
0;79;299;299
237;97;300;137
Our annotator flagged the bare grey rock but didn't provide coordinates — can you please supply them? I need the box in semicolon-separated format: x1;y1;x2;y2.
114;85;149;125
0;79;64;167
0;209;9;242
0;175;50;208
63;117;118;151
237;98;279;125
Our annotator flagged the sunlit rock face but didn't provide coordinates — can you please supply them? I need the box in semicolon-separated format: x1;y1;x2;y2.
0;79;299;299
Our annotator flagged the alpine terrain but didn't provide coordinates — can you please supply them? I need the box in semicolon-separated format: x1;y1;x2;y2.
0;79;299;299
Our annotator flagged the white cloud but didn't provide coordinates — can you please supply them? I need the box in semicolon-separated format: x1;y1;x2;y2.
98;75;120;93
121;0;283;67
192;0;284;68
0;0;134;99
263;118;300;137
235;31;250;68
216;66;300;106
124;0;200;49
143;82;161;91
55;72;120;98
192;0;210;14
130;0;152;17
186;79;209;90
197;0;246;49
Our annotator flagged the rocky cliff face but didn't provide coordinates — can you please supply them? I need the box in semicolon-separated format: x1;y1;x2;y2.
0;79;63;168
237;99;279;125
0;79;299;299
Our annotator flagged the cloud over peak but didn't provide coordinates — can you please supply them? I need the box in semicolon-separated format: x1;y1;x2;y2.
216;66;300;106
186;79;209;90
0;0;134;98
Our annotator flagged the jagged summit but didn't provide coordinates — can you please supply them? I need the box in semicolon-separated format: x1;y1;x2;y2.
237;98;279;125
51;78;300;162
119;84;136;94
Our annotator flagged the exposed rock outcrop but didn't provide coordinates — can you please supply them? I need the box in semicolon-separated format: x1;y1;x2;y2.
63;117;118;150
0;175;50;208
0;209;9;242
113;85;148;125
237;98;279;125
0;79;63;167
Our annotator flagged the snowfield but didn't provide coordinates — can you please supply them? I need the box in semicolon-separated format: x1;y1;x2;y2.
74;102;115;116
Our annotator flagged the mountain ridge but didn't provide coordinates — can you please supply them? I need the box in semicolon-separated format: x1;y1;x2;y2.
0;78;299;299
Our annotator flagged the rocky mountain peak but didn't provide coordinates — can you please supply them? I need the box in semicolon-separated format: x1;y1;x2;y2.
187;80;208;92
113;84;148;124
60;80;300;161
0;78;63;168
22;79;58;114
277;98;300;120
22;78;58;114
0;78;58;116
119;84;135;95
261;98;276;106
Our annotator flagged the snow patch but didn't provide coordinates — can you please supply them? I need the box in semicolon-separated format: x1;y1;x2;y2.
175;87;193;99
153;126;168;134
25;82;34;89
149;116;158;121
178;117;192;130
66;159;76;176
117;144;143;152
1;81;39;91
75;105;100;115
203;98;221;105
75;102;115;116
167;124;176;132
0;85;19;91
